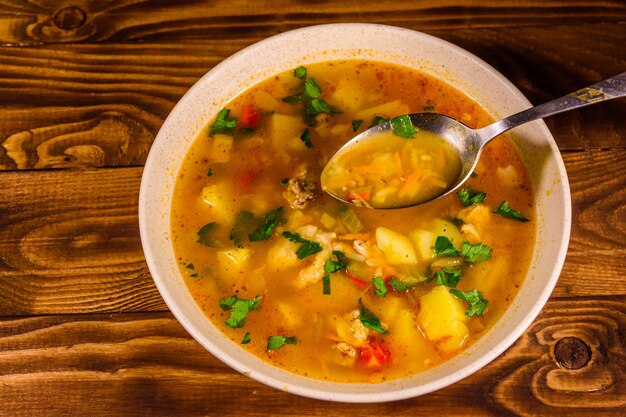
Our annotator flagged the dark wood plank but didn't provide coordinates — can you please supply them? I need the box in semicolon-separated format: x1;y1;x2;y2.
0;148;624;315
0;0;625;45
0;296;623;416
0;23;624;170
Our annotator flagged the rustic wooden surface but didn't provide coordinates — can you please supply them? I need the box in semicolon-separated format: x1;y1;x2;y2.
0;1;624;416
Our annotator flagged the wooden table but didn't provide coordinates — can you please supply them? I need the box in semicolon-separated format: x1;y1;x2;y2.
0;1;624;415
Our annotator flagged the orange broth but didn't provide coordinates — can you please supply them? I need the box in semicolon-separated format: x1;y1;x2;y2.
171;60;535;383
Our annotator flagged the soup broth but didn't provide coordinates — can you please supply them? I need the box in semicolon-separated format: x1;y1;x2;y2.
171;60;535;383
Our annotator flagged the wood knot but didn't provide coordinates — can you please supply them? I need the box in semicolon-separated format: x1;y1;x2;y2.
53;6;87;30
554;337;591;370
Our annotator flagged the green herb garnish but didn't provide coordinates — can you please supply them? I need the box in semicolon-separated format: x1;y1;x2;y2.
322;274;331;295
324;251;348;273
461;241;493;263
185;263;195;270
189;273;199;278
390;115;417;138
280;178;289;186
434;236;460;257
241;332;251;344
209;108;237;136
249;207;283;242
423;105;435;111
282;231;323;259
352;119;363;132
300;128;313;148
267;335;297;351
457;187;487;207
358;298;388;334
493;201;529;222
372;277;388;297
207;168;213;177
304;78;322;98
230;210;256;247
293;66;307;79
434;268;462;287
196;222;220;247
449;289;488;317
306;98;337;115
219;295;262;328
369;115;389;128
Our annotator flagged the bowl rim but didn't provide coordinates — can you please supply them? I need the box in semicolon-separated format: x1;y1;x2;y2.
139;23;572;402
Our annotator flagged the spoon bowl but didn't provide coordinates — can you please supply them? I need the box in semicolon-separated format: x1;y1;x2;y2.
322;71;626;209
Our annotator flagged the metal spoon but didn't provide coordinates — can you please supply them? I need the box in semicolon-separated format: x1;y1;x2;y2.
321;71;626;209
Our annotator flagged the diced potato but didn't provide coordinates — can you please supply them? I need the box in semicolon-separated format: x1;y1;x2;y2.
276;302;303;330
254;90;282;112
375;227;418;265
331;78;366;113
200;182;233;223
268;113;307;154
430;219;463;249
266;239;300;271
496;165;520;189
330;124;350;136
208;134;233;163
417;286;469;354
387;309;434;362
463;256;509;300
354;100;410;123
216;248;251;287
410;229;436;262
379;295;409;323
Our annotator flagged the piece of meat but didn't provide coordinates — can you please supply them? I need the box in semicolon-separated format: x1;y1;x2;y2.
283;168;320;209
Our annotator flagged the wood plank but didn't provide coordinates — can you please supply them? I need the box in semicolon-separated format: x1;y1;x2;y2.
0;296;623;416
0;23;624;170
0;0;625;45
0;148;624;315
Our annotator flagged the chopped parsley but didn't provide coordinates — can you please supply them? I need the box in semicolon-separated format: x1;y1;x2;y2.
280;177;289;186
434;268;462;287
351;119;363;132
449;289;488;317
307;98;337;115
493;201;529;222
189;273;199;278
304;78;322;98
324;251;348;273
249;207;284;242
434;236;460;257
196;222;220;247
230;210;256;247
185;263;195;270
390;115;417;138
282;231;323;259
423;105;436;111
267;335;297;351
457;187;487;207
300;128;313;148
369;115;389;128
206;168;213;177
372;277;388;297
241;332;251;344
209;108;237;136
322;274;331;295
358;298;388;334
293;66;307;79
219;295;262;328
461;241;493;263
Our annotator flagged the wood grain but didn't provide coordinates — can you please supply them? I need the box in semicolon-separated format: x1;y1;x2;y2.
0;23;624;170
0;0;625;45
0;296;623;416
0;149;623;315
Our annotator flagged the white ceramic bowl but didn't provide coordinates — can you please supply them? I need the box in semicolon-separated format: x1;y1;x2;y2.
139;23;571;402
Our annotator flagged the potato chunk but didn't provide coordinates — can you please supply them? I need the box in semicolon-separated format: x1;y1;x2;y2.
417;286;469;353
375;227;417;265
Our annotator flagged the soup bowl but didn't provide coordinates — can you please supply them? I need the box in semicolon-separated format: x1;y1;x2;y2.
138;23;571;402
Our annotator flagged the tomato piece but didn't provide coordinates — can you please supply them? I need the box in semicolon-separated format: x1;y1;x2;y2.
234;170;256;191
357;341;391;369
344;270;366;288
240;105;259;129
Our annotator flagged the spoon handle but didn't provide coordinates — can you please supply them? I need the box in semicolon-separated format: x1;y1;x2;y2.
477;71;626;142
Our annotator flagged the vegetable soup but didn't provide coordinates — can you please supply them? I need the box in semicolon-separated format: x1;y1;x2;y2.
171;60;535;383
